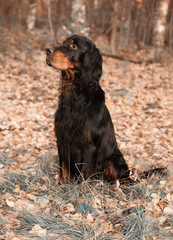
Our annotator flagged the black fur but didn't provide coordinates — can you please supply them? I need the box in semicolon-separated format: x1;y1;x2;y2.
46;35;129;182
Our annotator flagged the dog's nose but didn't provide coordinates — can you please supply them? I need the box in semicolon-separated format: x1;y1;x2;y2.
45;47;53;55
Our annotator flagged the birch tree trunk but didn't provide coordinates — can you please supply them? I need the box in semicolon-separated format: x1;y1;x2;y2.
26;0;36;31
71;0;89;36
151;0;170;61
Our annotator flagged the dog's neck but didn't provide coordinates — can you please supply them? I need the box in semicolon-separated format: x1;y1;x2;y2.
61;69;100;90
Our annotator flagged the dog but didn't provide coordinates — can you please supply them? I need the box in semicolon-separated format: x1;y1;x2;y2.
45;35;129;183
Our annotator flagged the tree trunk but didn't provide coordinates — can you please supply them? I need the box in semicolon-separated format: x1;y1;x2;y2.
26;0;36;31
17;0;22;29
151;0;170;61
71;0;88;36
110;1;118;53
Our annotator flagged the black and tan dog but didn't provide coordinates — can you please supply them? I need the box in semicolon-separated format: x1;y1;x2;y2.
45;35;129;183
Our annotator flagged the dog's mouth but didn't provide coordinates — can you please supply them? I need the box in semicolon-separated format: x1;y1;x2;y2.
46;53;75;71
46;58;53;67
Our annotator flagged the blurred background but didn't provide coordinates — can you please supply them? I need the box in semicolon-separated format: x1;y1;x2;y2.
0;0;173;62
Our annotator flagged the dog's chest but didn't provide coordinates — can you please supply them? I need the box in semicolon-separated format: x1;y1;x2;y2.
55;92;87;135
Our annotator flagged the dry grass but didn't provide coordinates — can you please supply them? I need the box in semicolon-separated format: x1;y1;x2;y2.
0;150;172;239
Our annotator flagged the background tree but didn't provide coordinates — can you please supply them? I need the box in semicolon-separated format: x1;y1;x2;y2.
26;0;36;31
151;0;171;61
0;0;173;62
71;0;89;36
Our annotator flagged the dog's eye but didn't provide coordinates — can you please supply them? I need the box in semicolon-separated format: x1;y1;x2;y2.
70;43;77;50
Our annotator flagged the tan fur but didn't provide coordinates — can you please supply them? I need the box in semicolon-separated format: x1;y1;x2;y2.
50;51;74;70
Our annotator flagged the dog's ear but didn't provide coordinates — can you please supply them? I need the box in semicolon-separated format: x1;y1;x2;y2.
82;44;102;84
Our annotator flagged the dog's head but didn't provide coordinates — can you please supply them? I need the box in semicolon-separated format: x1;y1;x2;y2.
45;35;102;83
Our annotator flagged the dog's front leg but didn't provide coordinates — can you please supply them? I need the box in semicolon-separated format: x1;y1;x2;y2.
82;144;98;180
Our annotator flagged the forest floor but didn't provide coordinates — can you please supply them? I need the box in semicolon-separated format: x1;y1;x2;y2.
0;26;173;239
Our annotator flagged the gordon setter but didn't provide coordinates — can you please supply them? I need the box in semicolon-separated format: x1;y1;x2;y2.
45;35;129;183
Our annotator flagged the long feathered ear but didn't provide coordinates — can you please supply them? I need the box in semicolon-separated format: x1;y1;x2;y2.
82;44;102;84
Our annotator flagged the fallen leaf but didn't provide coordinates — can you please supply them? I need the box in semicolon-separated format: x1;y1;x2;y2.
163;206;173;215
6;199;15;208
86;213;94;223
29;224;47;236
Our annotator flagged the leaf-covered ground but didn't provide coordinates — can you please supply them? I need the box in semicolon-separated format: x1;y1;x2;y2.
0;27;173;239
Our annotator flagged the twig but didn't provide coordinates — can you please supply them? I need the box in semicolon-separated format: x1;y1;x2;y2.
48;0;57;44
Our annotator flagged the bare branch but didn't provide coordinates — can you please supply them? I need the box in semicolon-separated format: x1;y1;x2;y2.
102;52;147;64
